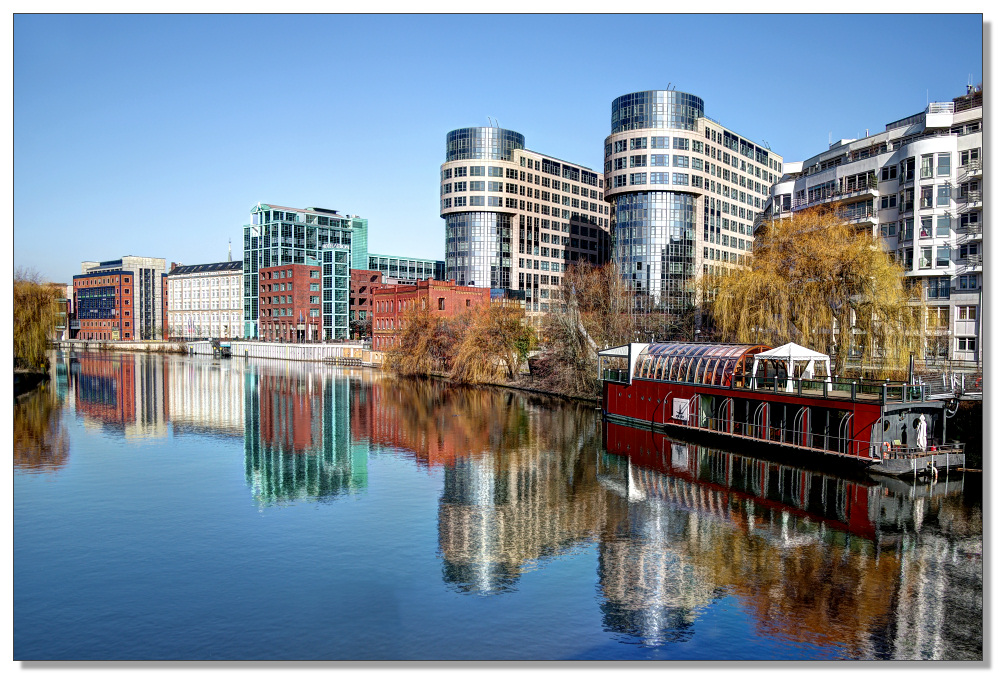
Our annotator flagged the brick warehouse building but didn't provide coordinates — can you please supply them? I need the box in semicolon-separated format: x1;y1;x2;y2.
350;269;384;339
372;279;490;350
73;269;135;340
258;262;322;342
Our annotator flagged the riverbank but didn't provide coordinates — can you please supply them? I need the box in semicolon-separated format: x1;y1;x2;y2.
14;370;48;398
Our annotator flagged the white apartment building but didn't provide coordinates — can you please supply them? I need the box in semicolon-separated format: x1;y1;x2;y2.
762;86;983;366
165;261;244;339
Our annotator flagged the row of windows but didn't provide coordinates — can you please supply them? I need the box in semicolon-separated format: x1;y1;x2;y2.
609;133;777;184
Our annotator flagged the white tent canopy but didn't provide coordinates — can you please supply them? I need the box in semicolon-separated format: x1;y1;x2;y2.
751;342;832;392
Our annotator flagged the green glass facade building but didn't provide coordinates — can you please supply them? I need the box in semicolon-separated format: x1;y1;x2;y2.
243;203;363;339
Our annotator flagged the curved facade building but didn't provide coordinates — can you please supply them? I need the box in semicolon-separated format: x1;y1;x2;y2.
441;127;611;313
604;91;783;315
762;87;983;365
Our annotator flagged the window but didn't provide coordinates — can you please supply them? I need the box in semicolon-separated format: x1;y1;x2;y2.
673;137;690;151
437;298;445;310
629;137;647;150
936;215;950;237
927;306;949;328
880;194;897;210
959;243;979;259
630;155;647;167
919;217;932;238
937;153;951;176
957;337;977;352
919;186;933;208
613;157;627;171
937;184;951;206
880;222;897;237
488;181;503;192
650;136;669;149
672;173;689;186
960;148;980;166
613;175;627;188
454;166;467;177
650;172;669;184
957;274;978;290
470;181;485;191
958;306;977;320
630;173;646;185
469;166;485;176
488;167;503;177
919;247;932;269
936;245;950;267
880;165;897;181
614;140;628;153
920;154;933;179
672;155;689;168
650;154;668;167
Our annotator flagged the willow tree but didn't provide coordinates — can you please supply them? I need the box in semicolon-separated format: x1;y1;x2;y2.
536;261;636;397
705;208;923;377
14;268;62;371
383;305;461;377
451;301;535;384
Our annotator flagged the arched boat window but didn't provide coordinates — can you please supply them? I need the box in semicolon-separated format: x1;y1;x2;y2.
693;358;707;384
703;359;718;384
654;356;666;380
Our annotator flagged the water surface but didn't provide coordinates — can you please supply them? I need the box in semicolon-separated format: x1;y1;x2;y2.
13;350;983;660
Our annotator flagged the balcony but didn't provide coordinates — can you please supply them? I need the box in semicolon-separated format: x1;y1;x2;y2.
961;253;982;270
960;159;982;178
960;222;983;240
793;183;878;212
961;190;983;207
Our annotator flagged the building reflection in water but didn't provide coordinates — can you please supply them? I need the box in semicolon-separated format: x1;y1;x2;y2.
63;351;168;439
243;362;369;507
598;421;982;658
13;355;71;474
355;375;612;595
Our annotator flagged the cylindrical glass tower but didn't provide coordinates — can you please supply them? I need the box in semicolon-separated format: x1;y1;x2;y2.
605;91;705;315
441;127;524;290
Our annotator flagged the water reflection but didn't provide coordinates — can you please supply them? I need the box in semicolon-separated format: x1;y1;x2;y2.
13;359;70;474
243;361;369;506
599;422;982;658
24;350;980;658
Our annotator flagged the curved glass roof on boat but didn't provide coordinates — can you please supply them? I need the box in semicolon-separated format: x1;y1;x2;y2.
632;342;770;387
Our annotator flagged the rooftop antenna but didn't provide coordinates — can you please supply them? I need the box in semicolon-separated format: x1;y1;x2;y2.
228;239;232;262
828;131;832;146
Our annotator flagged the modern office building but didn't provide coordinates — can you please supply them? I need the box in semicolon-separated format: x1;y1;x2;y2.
440;127;611;313
164;261;244;340
367;254;445;283
320;243;352;341
80;256;167;339
243;203;360;338
602;90;783;316
761;86;983;365
73;269;134;340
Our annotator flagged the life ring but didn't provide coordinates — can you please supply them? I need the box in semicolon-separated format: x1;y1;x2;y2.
881;441;891;459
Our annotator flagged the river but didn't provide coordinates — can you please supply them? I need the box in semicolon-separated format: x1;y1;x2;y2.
13;350;983;661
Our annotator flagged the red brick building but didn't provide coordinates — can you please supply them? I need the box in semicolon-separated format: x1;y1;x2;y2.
350;269;383;339
372;279;490;350
73;270;135;340
258;263;322;342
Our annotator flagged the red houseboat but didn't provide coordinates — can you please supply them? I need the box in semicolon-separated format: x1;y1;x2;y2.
598;341;965;477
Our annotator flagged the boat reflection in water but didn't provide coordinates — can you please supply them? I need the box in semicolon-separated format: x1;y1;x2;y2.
599;420;982;658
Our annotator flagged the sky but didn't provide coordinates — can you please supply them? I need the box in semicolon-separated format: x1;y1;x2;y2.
13;13;985;283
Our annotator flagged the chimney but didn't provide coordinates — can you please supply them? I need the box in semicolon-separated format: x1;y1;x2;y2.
170;262;178;272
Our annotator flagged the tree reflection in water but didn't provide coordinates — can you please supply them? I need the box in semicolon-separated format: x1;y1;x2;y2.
14;381;69;474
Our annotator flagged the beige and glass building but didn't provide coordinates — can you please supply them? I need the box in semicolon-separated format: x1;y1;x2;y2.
603;90;783;315
440;127;611;313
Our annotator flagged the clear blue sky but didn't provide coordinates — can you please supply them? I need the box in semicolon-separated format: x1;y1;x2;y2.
14;13;984;283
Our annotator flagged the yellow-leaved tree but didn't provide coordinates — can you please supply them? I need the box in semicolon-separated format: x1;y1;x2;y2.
451;301;535;383
14;268;62;371
705;208;924;378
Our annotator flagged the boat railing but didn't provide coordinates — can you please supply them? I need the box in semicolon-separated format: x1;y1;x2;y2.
736;375;926;403
608;371;929;403
880;441;965;460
